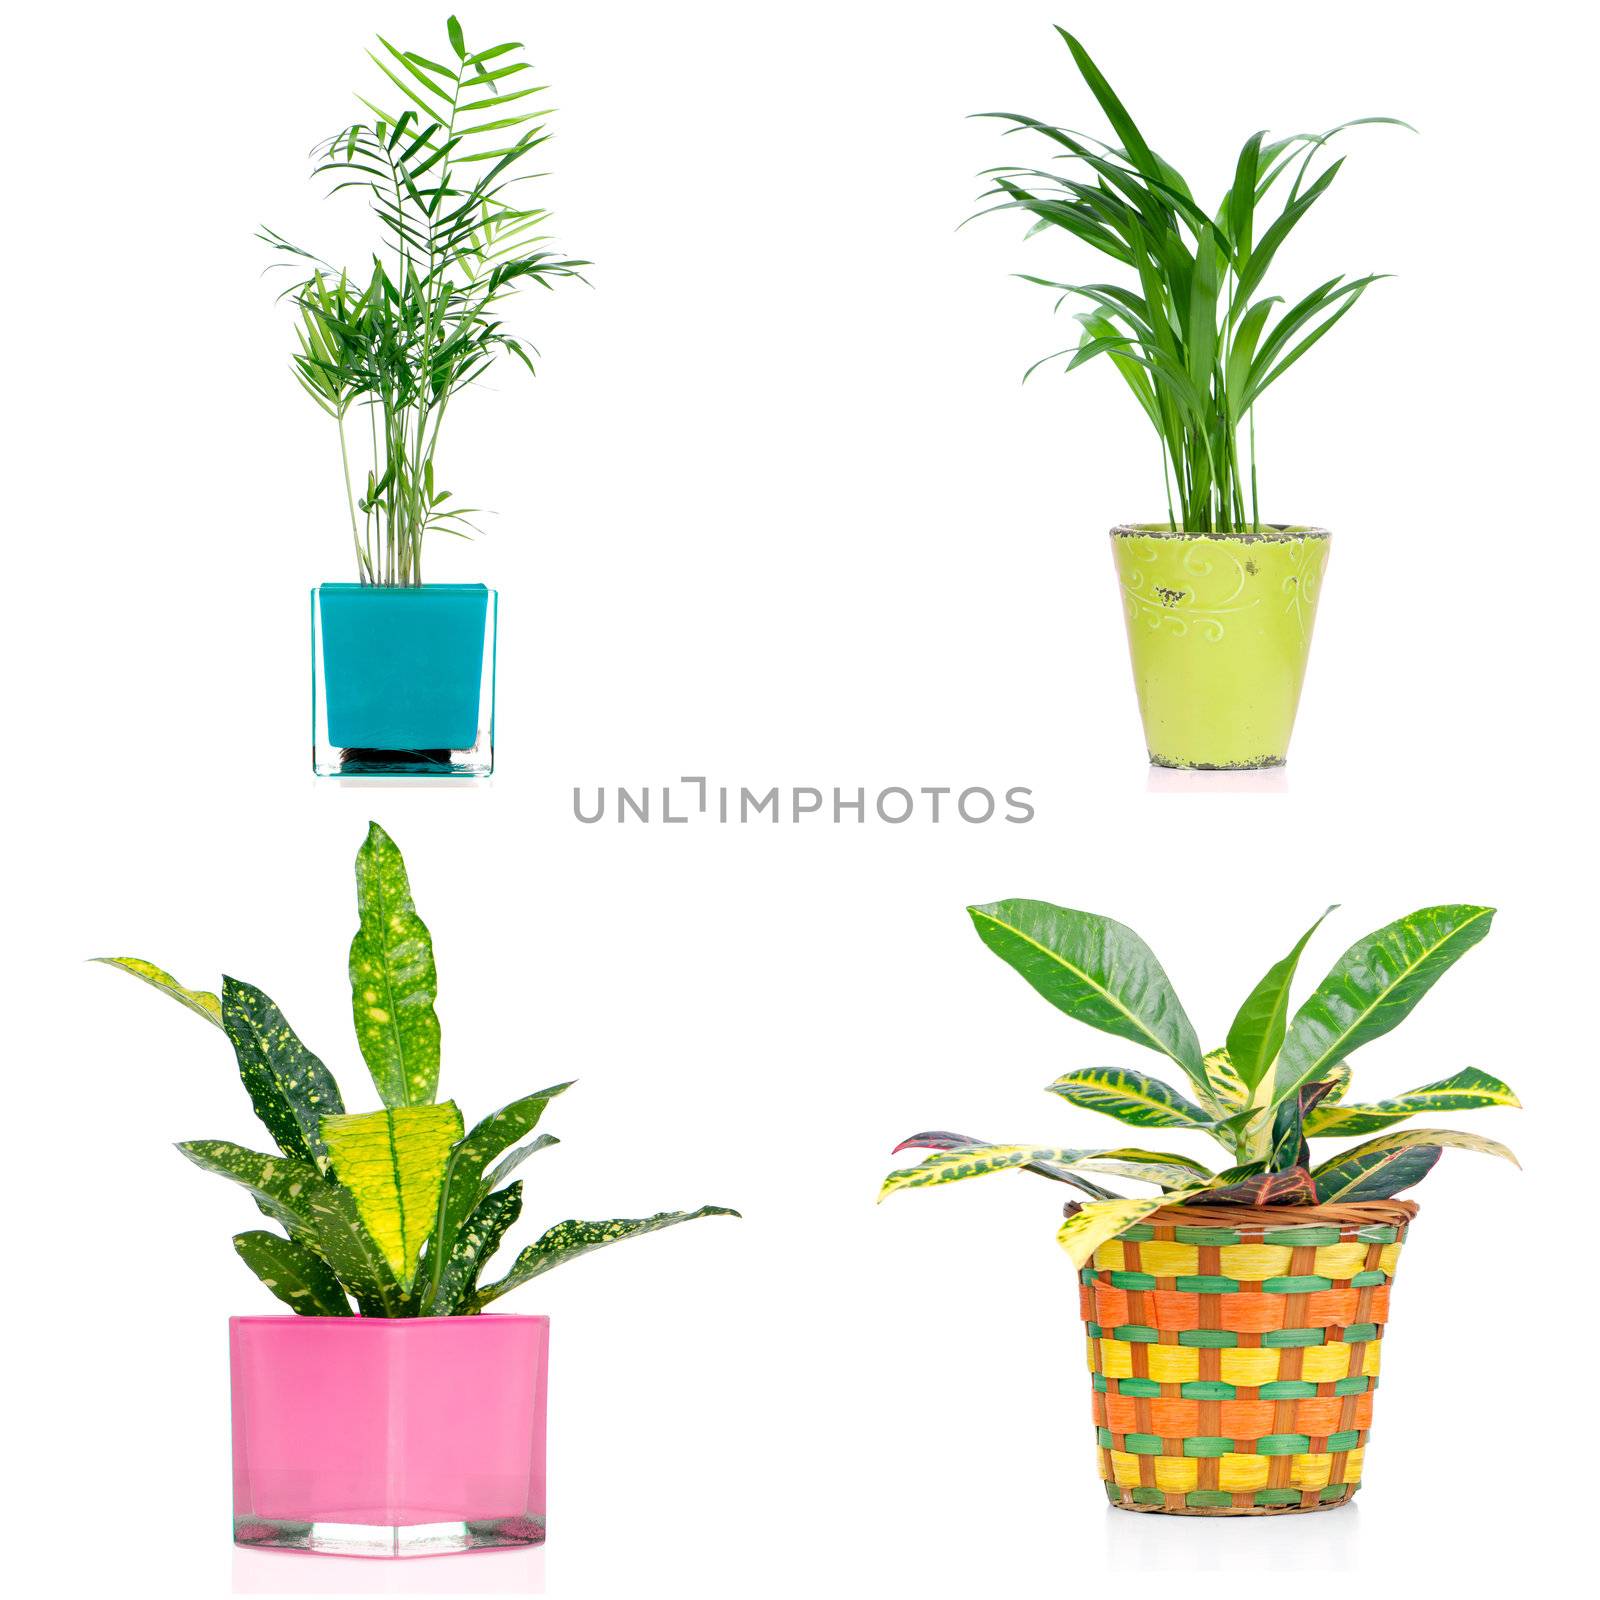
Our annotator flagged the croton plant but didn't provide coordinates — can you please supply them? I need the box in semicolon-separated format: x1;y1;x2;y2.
881;900;1519;1265
99;824;736;1316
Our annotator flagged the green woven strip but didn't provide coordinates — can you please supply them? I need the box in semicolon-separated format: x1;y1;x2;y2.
1180;1436;1232;1458
1320;1484;1354;1501
1119;1224;1157;1242
1086;1321;1102;1338
1114;1377;1162;1398
1258;1379;1317;1400
1092;1373;1109;1393
1324;1429;1361;1452
1097;1426;1114;1448
1122;1433;1164;1456
1255;1433;1311;1456
1107;1270;1159;1290
1130;1486;1165;1505
1254;1489;1303;1506
1342;1322;1379;1342
1172;1226;1243;1245
1263;1274;1333;1294
1349;1269;1388;1288
1261;1327;1328;1347
1103;1482;1124;1506
1080;1267;1097;1286
1185;1490;1234;1508
1111;1324;1159;1343
1333;1375;1372;1396
1179;1329;1238;1348
1179;1380;1235;1400
1261;1225;1342;1245
1174;1274;1239;1294
1354;1224;1398;1243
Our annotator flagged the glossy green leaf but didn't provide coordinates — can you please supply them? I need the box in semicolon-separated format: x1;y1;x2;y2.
1269;1080;1340;1171
349;822;441;1108
320;1102;465;1292
1225;905;1336;1092
299;1176;407;1315
1046;1067;1212;1129
473;1206;741;1307
967;901;1207;1091
1201;1047;1248;1110
233;1230;352;1315
219;978;346;1170
421;1083;571;1309
176;1140;323;1237
1275;906;1496;1103
1305;1068;1520;1136
94;957;222;1027
1311;1143;1441;1202
428;1181;523;1315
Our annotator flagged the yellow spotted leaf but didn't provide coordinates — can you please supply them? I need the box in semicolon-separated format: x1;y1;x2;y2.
320;1101;464;1291
95;957;222;1027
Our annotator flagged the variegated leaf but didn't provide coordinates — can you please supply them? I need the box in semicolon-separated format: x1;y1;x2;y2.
233;1230;352;1315
1047;1067;1212;1129
320;1101;465;1292
1269;1080;1340;1171
1194;1163;1318;1206
94;956;222;1027
1225;905;1336;1091
1312;1143;1441;1202
484;1134;559;1191
1275;905;1496;1103
1201;1047;1248;1110
967;900;1209;1093
348;822;442;1108
1321;1060;1352;1104
1313;1127;1518;1202
879;1143;1211;1200
299;1175;407;1315
1056;1186;1215;1268
176;1140;323;1237
220;977;346;1170
473;1205;740;1307
889;1131;1116;1199
1304;1068;1519;1136
428;1182;524;1315
420;1083;571;1309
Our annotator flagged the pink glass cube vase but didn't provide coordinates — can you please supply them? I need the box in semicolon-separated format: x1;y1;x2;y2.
229;1314;549;1558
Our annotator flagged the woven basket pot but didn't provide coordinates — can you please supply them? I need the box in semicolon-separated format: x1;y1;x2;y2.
1080;1198;1416;1515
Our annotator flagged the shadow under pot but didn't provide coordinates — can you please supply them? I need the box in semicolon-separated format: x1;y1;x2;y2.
311;583;497;778
1084;1199;1412;1514
1109;525;1330;770
230;1313;548;1557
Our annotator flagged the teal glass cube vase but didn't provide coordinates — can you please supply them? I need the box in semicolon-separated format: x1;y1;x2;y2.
311;584;497;777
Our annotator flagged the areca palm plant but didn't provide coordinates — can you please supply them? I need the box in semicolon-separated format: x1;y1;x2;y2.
975;29;1408;532
881;900;1519;1266
265;15;587;585
98;824;735;1316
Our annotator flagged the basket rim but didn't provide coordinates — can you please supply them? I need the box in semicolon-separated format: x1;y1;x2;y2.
1144;1199;1417;1230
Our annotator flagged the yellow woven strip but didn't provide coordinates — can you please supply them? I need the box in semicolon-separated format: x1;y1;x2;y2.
1362;1343;1382;1377
1100;1339;1134;1380
1218;1243;1293;1279
1145;1344;1200;1383
1300;1341;1354;1383
1377;1242;1402;1276
1138;1240;1199;1276
1153;1456;1199;1493
1093;1240;1126;1272
1219;1346;1280;1386
1217;1453;1270;1492
1290;1453;1332;1489
1344;1446;1365;1483
1311;1241;1370;1279
1109;1450;1142;1488
1085;1334;1098;1373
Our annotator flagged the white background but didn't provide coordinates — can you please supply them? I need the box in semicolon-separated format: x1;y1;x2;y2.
4;0;1593;1594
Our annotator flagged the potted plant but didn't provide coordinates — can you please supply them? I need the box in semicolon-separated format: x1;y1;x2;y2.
99;823;736;1557
881;898;1518;1514
974;30;1408;768
266;16;588;777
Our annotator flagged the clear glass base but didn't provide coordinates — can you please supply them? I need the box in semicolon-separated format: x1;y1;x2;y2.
234;1514;546;1558
313;746;493;779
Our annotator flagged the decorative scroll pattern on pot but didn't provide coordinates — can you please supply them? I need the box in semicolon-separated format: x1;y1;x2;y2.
1080;1199;1415;1514
1117;540;1261;643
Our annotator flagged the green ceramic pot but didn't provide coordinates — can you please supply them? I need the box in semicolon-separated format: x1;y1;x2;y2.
1110;524;1330;770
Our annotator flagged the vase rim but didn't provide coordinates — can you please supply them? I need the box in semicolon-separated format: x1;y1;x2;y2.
1110;523;1330;542
229;1312;547;1327
315;580;491;593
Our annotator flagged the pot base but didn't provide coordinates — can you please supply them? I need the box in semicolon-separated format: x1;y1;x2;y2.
234;1513;546;1558
1148;752;1286;771
1106;1487;1355;1516
330;746;479;779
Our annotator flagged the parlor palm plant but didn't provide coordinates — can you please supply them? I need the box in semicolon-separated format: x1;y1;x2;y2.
266;15;587;587
99;824;734;1316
